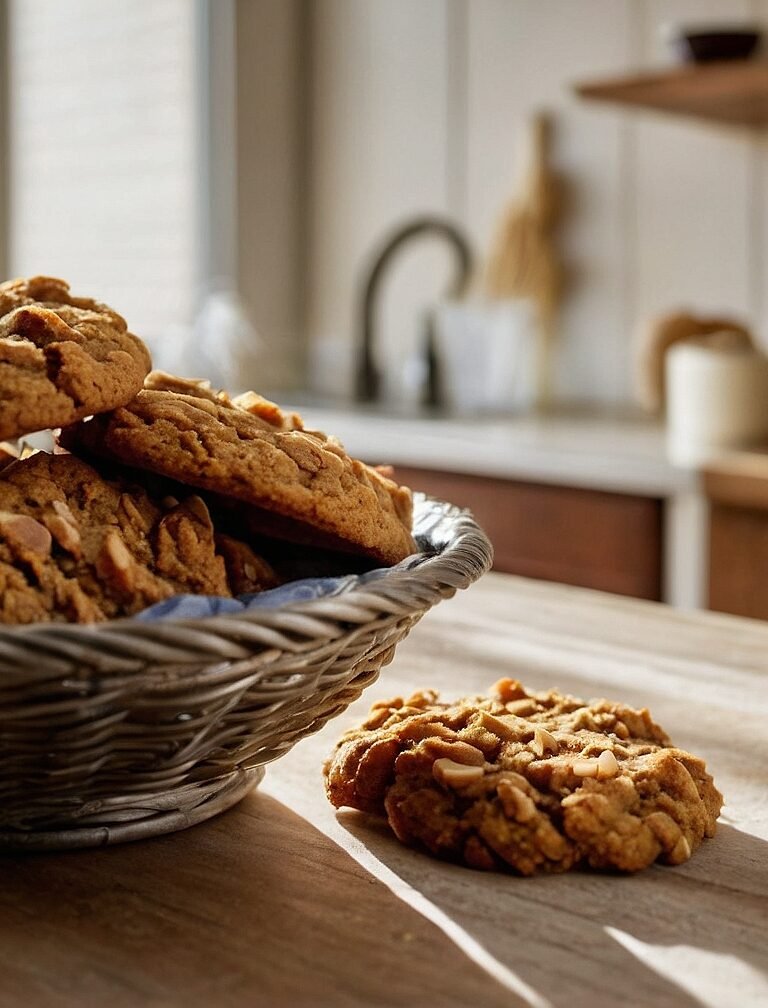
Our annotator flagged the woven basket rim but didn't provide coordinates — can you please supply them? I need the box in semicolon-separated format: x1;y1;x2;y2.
0;495;492;848
0;493;493;645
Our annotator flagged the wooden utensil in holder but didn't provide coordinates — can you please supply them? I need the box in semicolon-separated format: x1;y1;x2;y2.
481;112;561;410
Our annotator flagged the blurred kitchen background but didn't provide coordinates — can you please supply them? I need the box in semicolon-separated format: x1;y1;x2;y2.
5;0;768;619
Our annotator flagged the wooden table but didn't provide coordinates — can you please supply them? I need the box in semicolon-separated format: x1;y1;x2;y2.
2;574;766;1008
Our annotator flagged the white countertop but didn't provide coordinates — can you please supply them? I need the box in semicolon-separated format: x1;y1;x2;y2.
294;405;694;498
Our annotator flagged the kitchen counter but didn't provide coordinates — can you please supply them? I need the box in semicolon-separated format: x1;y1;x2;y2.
296;406;693;497
703;449;768;508
294;406;705;609
2;574;765;1008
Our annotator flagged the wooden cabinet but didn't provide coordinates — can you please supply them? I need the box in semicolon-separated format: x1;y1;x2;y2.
704;456;768;620
394;465;663;601
708;503;768;619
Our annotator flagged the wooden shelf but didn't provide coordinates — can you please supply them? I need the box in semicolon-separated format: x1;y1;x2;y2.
575;61;768;127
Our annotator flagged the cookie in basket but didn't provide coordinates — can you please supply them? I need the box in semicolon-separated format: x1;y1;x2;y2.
0;452;276;624
0;276;151;440
61;373;416;566
143;370;304;430
324;678;723;875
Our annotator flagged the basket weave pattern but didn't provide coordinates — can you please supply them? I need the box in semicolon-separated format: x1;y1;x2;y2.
0;495;492;849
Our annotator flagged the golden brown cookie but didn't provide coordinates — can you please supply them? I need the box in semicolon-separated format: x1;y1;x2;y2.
61;378;416;566
144;371;310;432
0;442;19;472
324;678;723;875
0;276;151;440
213;532;281;596
0;452;275;624
143;370;233;406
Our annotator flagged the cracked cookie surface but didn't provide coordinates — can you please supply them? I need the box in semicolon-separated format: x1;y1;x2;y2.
62;374;416;566
0;276;151;440
0;452;276;623
324;678;723;874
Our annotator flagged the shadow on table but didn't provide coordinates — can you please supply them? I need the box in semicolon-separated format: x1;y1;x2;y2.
0;792;514;1008
335;813;768;1008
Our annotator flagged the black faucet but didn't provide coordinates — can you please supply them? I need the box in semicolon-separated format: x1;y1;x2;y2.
355;216;473;406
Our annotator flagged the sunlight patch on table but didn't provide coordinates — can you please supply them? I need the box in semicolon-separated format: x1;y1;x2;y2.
606;926;768;1008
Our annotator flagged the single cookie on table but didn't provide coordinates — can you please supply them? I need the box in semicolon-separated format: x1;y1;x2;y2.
0;452;276;624
61;373;416;566
324;678;723;875
0;276;151;441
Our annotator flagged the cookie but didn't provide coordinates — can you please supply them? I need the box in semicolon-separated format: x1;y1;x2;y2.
0;442;19;472
61;377;416;566
143;372;306;432
0;452;275;623
324;678;723;874
213;532;281;596
0;276;151;441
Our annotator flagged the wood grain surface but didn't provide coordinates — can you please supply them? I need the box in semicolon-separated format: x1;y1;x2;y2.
1;573;766;1008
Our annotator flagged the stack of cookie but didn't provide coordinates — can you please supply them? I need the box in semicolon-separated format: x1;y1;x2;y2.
0;276;416;624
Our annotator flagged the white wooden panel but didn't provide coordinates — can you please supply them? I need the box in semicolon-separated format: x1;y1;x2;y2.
306;0;451;403
236;0;304;391
633;0;754;352
303;0;767;410
465;0;635;405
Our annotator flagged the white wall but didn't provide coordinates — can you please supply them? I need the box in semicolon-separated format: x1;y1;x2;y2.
302;0;768;408
236;0;305;390
306;0;454;403
12;0;760;406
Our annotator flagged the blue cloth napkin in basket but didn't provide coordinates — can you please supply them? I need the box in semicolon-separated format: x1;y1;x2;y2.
134;537;433;622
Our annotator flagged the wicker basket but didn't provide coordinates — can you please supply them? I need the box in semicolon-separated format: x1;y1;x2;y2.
0;494;492;850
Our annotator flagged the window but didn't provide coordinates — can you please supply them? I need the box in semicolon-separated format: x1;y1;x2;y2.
7;0;199;360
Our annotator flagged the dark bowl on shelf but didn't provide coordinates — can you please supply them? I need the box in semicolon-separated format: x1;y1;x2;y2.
678;28;761;63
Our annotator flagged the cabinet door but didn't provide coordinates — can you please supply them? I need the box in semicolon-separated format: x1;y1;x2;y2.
703;462;768;619
395;466;663;601
708;503;768;619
